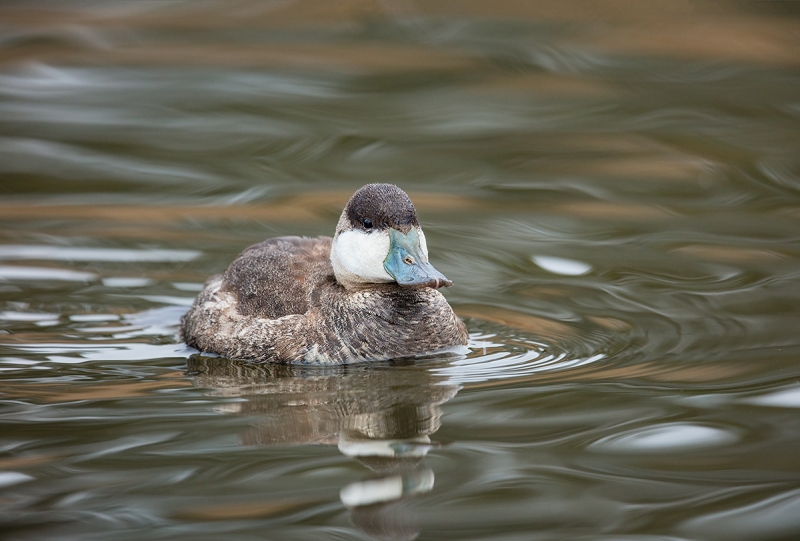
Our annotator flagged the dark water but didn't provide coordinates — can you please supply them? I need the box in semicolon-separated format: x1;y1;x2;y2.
1;1;800;539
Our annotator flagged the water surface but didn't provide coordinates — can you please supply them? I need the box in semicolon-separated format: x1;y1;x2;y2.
1;1;799;540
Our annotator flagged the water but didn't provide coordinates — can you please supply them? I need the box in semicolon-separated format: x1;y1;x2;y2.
1;1;799;539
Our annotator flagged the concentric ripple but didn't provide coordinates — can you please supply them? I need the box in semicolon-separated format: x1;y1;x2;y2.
412;303;646;387
434;329;609;385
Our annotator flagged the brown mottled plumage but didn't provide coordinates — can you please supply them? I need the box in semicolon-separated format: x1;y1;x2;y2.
181;184;468;364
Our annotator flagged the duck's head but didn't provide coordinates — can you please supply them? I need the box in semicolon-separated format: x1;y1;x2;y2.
330;183;453;291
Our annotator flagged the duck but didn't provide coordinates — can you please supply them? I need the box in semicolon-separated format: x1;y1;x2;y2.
181;183;469;364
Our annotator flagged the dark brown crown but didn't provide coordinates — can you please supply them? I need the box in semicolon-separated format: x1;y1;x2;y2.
345;183;419;233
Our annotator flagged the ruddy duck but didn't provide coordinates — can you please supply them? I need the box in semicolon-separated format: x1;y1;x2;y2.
181;183;468;364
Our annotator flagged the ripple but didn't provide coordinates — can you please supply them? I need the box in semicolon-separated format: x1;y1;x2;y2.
434;329;610;386
744;385;800;408
10;343;189;364
0;245;199;262
0;136;219;185
532;255;592;276
0;265;97;282
680;488;800;541
66;305;186;341
589;423;739;453
0;65;346;100
0;310;60;322
102;277;153;288
0;472;34;488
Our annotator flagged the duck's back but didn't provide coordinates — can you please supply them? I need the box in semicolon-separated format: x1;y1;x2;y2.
220;236;332;319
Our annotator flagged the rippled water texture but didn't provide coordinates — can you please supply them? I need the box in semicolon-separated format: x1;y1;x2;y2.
1;1;800;540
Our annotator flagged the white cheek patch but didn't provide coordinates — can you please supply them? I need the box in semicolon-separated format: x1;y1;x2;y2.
331;229;393;283
417;227;429;261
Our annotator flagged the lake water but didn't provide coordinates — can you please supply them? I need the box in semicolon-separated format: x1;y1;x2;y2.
1;1;799;540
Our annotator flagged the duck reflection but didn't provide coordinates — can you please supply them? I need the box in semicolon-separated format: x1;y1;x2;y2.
187;355;459;541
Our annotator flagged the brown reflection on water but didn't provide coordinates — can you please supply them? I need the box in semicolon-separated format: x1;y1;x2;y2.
417;1;800;66
0;453;58;470
564;357;753;384
0;371;191;402
1;42;476;73
457;305;576;339
172;497;319;522
553;201;673;220
569;155;712;182
0;191;478;225
0;202;321;225
1;0;797;68
671;244;787;263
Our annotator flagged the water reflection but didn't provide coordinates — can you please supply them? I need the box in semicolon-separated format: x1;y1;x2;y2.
187;356;459;540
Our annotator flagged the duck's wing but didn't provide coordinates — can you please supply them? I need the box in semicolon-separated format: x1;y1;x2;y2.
220;236;333;319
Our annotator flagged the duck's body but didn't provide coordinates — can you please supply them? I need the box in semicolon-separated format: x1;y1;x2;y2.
181;184;468;364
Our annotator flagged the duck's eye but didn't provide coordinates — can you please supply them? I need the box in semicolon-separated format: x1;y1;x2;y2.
362;218;373;229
